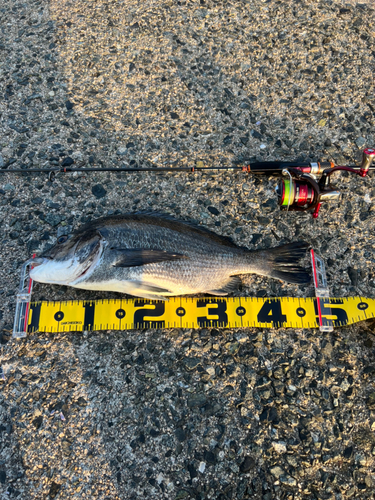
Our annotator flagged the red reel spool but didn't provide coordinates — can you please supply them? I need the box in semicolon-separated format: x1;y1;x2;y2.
277;179;316;209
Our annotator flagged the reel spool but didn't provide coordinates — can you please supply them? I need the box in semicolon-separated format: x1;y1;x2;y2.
275;174;341;218
276;178;316;210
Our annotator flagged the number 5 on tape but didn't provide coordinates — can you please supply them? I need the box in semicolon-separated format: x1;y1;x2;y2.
311;249;333;332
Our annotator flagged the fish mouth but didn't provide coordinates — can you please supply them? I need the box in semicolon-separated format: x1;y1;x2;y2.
26;257;50;268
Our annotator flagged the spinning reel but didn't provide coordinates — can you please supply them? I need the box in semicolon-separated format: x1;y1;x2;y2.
247;148;375;218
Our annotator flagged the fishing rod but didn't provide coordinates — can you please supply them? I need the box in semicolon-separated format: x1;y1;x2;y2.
1;148;374;219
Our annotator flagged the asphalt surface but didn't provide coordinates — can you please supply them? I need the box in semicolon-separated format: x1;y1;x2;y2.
1;0;375;499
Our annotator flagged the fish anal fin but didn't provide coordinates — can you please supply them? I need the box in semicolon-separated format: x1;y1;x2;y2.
206;276;242;296
111;248;187;268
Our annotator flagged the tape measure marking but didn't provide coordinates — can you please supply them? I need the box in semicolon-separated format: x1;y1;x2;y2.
26;296;375;333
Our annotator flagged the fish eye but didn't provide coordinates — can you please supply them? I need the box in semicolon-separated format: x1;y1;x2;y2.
57;235;69;244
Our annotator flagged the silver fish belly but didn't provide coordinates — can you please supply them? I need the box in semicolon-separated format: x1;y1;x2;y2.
29;214;310;300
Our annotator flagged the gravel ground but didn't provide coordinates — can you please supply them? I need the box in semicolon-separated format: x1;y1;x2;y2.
1;0;375;499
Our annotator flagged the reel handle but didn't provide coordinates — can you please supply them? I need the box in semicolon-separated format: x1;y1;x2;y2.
360;148;375;177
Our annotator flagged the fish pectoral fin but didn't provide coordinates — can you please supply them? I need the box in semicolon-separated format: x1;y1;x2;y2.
133;292;169;301
206;290;228;296
206;276;242;296
111;248;187;268
125;281;172;301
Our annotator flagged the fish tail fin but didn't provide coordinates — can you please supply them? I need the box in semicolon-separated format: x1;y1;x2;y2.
252;241;311;284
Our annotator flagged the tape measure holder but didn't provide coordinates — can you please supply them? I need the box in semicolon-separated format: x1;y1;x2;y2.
12;259;34;339
311;249;333;332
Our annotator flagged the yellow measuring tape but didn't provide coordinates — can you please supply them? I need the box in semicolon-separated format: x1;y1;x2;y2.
26;296;375;333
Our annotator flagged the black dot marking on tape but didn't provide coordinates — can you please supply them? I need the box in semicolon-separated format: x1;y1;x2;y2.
54;311;64;322
357;302;369;311
236;306;246;317
296;307;306;318
115;309;126;319
176;307;186;317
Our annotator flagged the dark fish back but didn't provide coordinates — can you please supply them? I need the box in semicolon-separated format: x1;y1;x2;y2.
78;213;241;250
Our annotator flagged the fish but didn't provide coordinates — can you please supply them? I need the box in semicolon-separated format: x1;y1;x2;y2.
28;214;311;300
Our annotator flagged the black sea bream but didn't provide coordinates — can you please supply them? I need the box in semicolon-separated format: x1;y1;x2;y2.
29;214;310;300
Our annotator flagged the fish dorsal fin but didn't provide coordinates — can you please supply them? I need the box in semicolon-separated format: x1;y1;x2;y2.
111;248;187;268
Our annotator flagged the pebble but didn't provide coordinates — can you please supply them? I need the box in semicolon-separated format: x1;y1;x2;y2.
207;206;220;216
175;428;186;442
239;456;256;473
187;393;207;408
61;157;74;167
92;184;107;198
198;462;206;473
356;137;366;148
65;100;75;110
183;357;201;371
272;441;287;454
270;466;284;478
367;392;375;409
45;214;64;227
280;475;297;487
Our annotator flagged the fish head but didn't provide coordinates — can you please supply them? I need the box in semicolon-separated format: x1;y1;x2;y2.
28;229;103;285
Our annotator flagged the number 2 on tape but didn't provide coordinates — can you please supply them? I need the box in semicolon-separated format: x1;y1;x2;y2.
134;300;165;328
